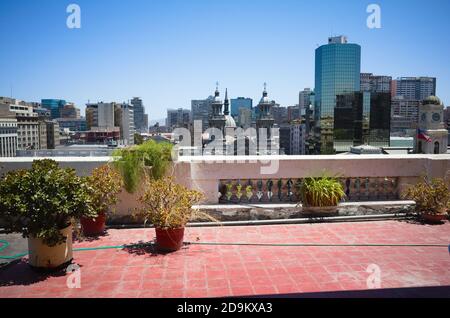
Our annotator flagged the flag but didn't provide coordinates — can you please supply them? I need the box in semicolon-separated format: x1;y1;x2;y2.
417;129;432;142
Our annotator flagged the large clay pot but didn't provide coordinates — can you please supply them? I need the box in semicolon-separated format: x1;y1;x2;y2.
81;212;107;236
28;225;73;269
155;227;185;252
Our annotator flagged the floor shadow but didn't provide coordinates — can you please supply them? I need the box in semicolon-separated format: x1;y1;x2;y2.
121;240;188;256
251;286;450;298
0;259;71;287
73;231;110;243
397;217;447;226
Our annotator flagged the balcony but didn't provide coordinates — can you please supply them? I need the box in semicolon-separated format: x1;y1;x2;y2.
0;154;449;298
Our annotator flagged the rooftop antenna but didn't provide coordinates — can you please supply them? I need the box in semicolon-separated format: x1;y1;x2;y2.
216;81;219;91
10;83;13;98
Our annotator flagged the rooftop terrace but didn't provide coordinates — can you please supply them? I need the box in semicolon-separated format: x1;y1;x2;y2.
1;221;449;298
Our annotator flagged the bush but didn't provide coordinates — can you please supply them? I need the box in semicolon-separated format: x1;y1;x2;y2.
138;177;205;229
0;159;96;246
112;140;173;193
404;177;450;216
299;176;346;207
85;164;123;216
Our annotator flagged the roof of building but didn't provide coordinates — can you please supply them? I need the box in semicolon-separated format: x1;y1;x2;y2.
423;95;442;105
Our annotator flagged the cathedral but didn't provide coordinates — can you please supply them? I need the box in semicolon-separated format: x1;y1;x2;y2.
204;83;279;156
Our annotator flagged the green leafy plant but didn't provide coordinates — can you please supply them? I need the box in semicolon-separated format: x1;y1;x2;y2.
404;177;450;216
299;175;346;207
137;177;214;229
0;159;96;246
85;164;124;216
112;140;173;193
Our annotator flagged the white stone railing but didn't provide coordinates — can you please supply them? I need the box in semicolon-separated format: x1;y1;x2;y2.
1;154;449;216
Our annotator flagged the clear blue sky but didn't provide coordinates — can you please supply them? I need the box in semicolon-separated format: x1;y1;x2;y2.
1;0;449;122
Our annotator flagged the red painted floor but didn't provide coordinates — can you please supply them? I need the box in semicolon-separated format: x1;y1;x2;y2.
1;221;449;298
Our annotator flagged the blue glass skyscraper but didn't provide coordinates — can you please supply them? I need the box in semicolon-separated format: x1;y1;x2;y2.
314;36;361;153
41;99;66;119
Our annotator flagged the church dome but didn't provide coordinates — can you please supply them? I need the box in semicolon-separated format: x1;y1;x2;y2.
423;96;442;105
225;115;236;128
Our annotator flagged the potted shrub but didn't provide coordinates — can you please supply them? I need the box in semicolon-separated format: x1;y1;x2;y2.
112;140;172;193
404;177;449;223
0;159;95;270
298;176;346;215
81;164;123;236
138;176;204;252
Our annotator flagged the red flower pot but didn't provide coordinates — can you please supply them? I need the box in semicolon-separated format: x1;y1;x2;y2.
81;213;107;236
155;227;185;252
422;214;446;224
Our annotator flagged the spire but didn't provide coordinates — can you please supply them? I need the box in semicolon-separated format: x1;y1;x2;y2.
215;81;220;96
224;88;230;115
263;82;268;97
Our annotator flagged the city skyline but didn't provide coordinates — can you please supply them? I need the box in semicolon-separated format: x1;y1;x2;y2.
1;0;449;122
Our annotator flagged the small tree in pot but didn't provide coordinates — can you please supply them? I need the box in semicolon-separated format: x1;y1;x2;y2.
0;159;96;269
81;164;123;236
404;177;449;223
138;176;204;252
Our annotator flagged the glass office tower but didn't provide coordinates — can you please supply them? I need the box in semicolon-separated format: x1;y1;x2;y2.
41;99;66;119
314;36;361;154
334;92;391;152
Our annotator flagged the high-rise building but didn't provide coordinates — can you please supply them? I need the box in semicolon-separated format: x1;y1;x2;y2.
290;123;306;155
86;102;116;129
394;77;436;100
191;96;214;131
287;106;301;122
131;97;148;133
60;103;80;119
115;103;135;146
390;96;421;135
0;106;18;157
334;92;390;152
230;97;252;118
166;108;191;130
360;73;392;93
41;99;66;119
299;88;313;115
314;36;361;153
46;121;60;149
1;99;40;150
271;105;287;125
238;108;252;129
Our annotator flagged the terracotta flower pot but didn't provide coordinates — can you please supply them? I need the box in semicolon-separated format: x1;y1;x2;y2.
81;213;107;236
28;224;73;270
155;227;185;252
422;213;447;224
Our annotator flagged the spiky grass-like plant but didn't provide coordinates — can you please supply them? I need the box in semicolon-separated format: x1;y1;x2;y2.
300;176;346;207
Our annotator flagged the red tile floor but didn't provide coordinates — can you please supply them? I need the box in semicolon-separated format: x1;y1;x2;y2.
1;221;449;298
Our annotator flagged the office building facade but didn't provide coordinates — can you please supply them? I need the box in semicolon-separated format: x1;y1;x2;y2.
334;92;391;152
394;77;436;101
360;73;392;93
314;36;361;153
230;97;252;118
41;99;66;119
